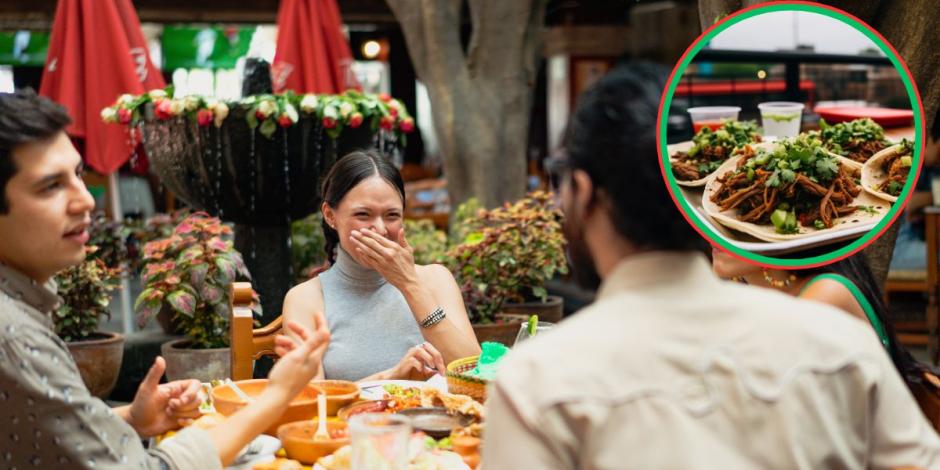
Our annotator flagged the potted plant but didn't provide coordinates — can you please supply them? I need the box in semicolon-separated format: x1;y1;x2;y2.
447;191;568;345
126;210;192;334
135;212;255;382
291;212;328;282
54;246;124;398
405;219;449;265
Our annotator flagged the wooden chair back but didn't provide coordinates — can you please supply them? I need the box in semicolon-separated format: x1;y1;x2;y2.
230;282;283;381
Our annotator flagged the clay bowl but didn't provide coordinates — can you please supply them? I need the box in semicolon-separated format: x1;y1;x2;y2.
277;419;350;464
310;380;360;416
337;399;391;421
397;407;472;439
212;379;323;435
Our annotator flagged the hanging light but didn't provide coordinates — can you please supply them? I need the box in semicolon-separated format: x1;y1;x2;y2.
362;40;382;59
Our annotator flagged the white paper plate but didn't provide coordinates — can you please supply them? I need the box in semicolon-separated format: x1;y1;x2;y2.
680;184;883;255
224;435;282;469
358;377;449;400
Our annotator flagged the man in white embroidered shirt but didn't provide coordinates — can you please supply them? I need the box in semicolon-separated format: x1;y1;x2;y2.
482;63;940;469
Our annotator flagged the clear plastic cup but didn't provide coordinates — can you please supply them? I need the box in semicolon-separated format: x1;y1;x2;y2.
758;102;804;138
350;413;412;470
687;106;741;133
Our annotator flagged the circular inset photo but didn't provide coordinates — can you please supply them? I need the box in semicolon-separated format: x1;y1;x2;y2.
658;2;924;267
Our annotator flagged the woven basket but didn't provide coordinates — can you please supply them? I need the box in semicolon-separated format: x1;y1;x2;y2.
446;355;488;401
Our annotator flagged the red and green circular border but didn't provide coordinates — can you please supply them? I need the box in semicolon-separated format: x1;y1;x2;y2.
656;1;926;269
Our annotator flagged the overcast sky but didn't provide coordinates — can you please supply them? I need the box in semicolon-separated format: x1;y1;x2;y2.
707;11;882;55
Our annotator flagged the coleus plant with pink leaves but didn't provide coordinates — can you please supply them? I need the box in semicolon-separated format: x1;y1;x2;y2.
134;212;256;349
102;87;415;141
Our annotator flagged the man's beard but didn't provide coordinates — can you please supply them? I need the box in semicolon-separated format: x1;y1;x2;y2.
562;211;602;291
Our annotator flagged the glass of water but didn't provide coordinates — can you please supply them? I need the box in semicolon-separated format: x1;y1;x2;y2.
514;321;554;346
349;413;412;470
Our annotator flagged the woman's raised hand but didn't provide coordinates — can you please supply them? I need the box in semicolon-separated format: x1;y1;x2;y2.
349;226;418;288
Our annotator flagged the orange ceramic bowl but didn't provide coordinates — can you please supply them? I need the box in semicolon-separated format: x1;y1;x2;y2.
277;419;350;464
211;379;322;435
337;399;391;421
310;380;360;416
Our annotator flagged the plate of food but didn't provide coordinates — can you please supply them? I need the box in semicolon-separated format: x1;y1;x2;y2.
701;134;889;243
862;139;915;203
668;119;763;187
314;432;471;470
358;378;447;401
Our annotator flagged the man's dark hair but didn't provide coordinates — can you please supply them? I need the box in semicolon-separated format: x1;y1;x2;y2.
0;88;72;213
565;62;705;251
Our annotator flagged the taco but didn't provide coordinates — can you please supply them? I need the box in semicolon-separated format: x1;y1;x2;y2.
816;117;890;164
862;138;915;203
702;133;887;242
670;119;762;186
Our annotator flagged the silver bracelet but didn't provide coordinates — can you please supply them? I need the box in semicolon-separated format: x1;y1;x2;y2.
420;307;446;328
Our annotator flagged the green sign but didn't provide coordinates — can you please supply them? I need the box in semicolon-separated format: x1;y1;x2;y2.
0;31;50;66
161;25;254;70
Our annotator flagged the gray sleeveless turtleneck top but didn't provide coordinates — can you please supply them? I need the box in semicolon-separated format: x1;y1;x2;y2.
318;248;425;381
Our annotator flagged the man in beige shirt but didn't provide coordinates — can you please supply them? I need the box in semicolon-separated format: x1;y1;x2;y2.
0;89;331;468
482;64;940;469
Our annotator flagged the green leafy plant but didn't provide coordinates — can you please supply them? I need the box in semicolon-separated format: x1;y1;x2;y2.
291;212;327;281
447;191;568;323
125;210;190;275
86;211;129;270
405;219;448;265
134;212;252;349
53;247;122;342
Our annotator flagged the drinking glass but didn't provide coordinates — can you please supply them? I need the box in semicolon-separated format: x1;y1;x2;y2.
758;101;804;138
349;413;412;470
514;321;554;346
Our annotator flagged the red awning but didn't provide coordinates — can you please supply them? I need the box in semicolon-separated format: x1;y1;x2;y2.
39;0;164;174
673;79;816;97
272;0;359;94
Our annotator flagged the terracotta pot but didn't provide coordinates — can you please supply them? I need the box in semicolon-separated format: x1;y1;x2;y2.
67;332;125;399
471;314;528;347
501;295;564;323
161;339;230;382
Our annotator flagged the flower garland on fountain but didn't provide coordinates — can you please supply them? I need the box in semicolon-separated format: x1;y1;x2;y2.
101;88;414;141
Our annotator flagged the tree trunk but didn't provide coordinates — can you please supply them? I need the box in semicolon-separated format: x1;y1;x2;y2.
385;0;547;209
698;0;939;286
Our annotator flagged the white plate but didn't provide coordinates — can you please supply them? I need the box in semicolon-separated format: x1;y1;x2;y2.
217;434;282;469
680;185;881;255
358;377;448;400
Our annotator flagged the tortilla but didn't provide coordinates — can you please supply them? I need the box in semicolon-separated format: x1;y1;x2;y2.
701;153;888;242
861;143;909;203
669;141;772;187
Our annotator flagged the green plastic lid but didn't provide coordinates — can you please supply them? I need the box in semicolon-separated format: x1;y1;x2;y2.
468;341;509;381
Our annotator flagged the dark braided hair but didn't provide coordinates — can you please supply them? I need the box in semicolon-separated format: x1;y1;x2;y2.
0;88;72;213
320;149;405;265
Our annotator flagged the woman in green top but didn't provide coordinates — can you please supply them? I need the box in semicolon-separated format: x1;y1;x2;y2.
711;249;924;390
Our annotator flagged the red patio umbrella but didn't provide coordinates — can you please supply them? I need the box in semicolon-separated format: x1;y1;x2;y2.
272;0;359;94
39;0;165;174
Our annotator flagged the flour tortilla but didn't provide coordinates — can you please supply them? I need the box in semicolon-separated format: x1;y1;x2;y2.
861;143;908;203
669;141;770;188
701;152;888;242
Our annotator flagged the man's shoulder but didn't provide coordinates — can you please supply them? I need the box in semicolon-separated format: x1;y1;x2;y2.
493;283;885;414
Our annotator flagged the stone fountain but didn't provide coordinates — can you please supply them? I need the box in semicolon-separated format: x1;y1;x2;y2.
137;60;395;325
